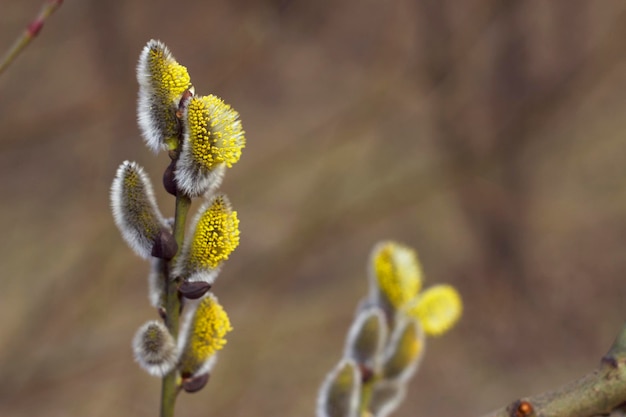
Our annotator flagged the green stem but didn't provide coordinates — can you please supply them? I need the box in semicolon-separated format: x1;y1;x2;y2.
160;194;191;417
359;378;375;416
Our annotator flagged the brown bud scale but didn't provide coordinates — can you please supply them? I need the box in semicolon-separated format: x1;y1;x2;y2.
152;228;178;260
179;281;212;299
163;161;178;196
182;373;210;393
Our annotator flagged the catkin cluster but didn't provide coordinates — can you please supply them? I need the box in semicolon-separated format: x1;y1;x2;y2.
317;241;462;417
110;39;245;393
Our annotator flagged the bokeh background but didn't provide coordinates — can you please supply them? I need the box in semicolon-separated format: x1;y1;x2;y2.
1;0;625;416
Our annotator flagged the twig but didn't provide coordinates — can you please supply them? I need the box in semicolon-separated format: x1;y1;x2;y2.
0;0;63;77
481;324;626;417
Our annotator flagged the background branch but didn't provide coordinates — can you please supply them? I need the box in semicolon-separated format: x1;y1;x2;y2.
481;324;626;417
0;0;63;76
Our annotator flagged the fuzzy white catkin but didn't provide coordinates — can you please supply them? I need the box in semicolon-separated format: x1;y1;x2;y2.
316;359;360;417
343;307;388;369
132;320;179;377
369;381;407;417
110;161;169;259
381;317;425;383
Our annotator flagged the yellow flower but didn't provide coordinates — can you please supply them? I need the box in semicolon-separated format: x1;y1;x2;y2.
187;95;245;169
137;39;193;152
179;294;233;376
176;95;246;197
371;242;423;310
189;195;240;269
406;285;462;337
370;241;462;336
173;194;240;284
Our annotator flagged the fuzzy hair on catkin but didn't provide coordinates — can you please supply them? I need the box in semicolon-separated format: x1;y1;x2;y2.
381;316;425;383
148;257;166;309
343;307;388;369
132;320;179;377
175;161;226;199
369;381;407;417
136;39;192;152
316;359;360;417
110;161;169;259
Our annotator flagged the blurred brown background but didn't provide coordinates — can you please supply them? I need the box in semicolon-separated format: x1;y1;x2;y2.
0;0;625;416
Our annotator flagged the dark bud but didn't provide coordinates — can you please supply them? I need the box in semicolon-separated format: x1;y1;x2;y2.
163;160;178;196
177;89;194;119
182;373;210;393
179;281;212;299
158;306;167;321
152;228;178;260
358;363;375;383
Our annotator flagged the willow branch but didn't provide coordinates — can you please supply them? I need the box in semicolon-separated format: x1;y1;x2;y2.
160;193;191;417
481;324;626;417
0;0;63;77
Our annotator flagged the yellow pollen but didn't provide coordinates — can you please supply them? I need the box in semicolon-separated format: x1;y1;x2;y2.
146;44;192;142
189;196;240;269
373;242;422;309
181;295;233;374
186;95;245;170
407;285;462;337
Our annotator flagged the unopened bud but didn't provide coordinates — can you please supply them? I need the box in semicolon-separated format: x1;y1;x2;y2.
163;160;178;196
182;372;210;393
179;281;212;299
151;228;178;260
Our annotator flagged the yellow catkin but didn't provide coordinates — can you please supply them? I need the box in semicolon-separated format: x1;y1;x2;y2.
146;44;192;142
148;46;191;104
181;295;233;374
189;196;240;270
373;242;423;309
407;285;462;336
186;95;245;170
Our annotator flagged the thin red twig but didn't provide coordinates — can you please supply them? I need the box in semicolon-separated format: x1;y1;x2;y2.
0;0;63;76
